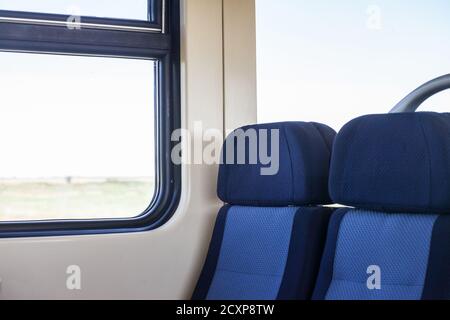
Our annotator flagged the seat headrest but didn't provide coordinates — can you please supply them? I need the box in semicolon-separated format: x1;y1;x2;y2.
330;112;450;213
218;122;336;206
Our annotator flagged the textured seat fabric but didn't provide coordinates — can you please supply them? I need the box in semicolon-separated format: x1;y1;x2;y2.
193;205;333;300
206;207;297;300
218;122;335;206
193;122;336;300
314;112;450;300
329;112;450;213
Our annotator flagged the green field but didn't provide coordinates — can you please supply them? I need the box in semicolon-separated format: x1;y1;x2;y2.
0;178;155;221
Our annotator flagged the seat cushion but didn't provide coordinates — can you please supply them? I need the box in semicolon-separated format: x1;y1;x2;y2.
193;205;333;300
218;122;336;206
313;208;450;300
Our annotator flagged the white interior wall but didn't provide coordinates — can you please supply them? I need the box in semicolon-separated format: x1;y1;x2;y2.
223;0;257;132
0;0;256;300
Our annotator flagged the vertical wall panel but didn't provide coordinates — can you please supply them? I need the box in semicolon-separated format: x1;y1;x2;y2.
223;0;258;132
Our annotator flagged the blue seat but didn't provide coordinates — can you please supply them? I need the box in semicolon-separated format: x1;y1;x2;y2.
313;112;450;300
192;122;336;300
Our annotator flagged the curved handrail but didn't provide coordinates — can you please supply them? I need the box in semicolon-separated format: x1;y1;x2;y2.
389;74;450;113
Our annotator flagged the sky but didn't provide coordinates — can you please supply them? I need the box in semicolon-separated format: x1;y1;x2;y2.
0;53;155;179
0;1;154;179
256;0;450;130
1;1;450;178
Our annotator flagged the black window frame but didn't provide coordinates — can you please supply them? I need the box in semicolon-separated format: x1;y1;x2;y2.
0;0;181;238
0;0;165;31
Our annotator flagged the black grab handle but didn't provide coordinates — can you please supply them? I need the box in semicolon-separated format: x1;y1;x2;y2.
390;74;450;113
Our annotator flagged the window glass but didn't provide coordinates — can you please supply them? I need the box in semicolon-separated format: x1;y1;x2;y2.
0;0;149;21
256;0;450;130
0;52;156;221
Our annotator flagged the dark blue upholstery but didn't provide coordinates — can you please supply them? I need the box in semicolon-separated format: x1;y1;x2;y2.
205;206;303;300
193;122;336;300
218;122;335;206
311;209;348;300
313;209;438;300
276;206;332;300
422;215;450;300
193;206;229;300
330;112;450;213
314;209;450;300
193;206;333;300
314;112;450;300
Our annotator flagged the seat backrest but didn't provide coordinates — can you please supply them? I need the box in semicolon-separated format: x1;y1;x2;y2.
192;122;336;300
313;112;450;300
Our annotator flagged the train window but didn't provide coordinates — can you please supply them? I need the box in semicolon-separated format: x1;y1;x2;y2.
256;0;450;130
0;0;149;21
0;0;180;236
0;52;156;221
0;0;164;31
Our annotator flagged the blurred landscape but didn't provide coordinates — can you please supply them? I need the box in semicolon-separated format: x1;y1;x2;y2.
0;52;156;223
0;178;155;221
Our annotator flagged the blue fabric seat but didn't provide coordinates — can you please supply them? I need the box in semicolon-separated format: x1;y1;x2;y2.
313;112;450;300
192;122;336;300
